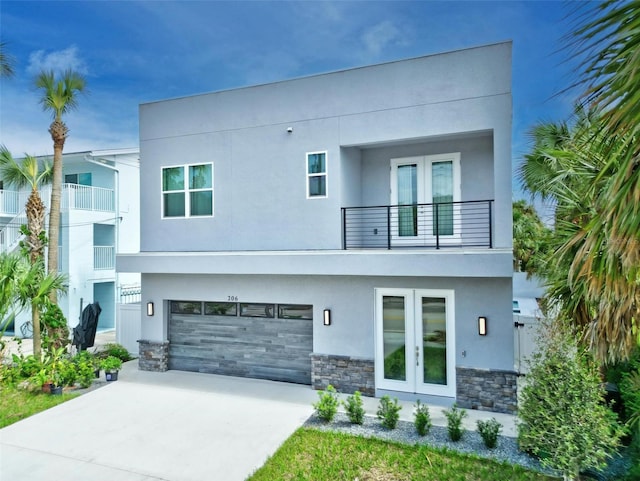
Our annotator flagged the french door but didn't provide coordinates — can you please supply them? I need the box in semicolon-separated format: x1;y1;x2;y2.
390;153;461;245
375;288;455;397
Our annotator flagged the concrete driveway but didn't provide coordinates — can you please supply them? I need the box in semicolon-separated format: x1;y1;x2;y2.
0;362;317;481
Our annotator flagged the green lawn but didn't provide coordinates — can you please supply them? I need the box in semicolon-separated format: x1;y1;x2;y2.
0;385;77;428
248;428;556;481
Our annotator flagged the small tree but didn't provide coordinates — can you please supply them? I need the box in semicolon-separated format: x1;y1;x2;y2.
518;319;623;480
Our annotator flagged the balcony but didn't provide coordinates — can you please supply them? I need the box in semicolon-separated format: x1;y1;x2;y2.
94;245;115;270
0;190;29;217
342;200;493;250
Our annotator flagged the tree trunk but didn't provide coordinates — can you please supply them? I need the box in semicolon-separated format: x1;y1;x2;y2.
47;119;67;304
32;303;41;360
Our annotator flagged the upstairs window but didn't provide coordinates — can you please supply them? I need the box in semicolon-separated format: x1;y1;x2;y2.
162;163;213;218
65;173;92;186
306;151;327;198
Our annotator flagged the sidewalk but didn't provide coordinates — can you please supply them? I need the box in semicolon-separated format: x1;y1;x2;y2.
1;330;116;359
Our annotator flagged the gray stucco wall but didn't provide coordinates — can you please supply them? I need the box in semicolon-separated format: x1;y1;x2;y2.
140;272;513;372
138;42;512;253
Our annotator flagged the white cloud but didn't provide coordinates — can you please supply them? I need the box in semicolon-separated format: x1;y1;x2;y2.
27;45;89;75
361;20;409;57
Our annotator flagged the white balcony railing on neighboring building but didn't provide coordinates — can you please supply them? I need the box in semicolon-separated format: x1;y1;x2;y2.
61;184;115;212
0;190;27;217
94;245;115;270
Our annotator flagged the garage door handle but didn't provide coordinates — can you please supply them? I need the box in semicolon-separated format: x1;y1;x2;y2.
514;321;525;328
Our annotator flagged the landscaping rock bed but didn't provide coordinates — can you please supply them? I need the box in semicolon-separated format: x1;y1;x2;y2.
305;413;631;480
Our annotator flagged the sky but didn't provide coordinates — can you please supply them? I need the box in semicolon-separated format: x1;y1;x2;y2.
0;1;582;200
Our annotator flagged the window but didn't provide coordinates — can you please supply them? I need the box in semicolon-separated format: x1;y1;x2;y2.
162;163;213;218
171;301;202;314
204;302;237;316
65;173;92;186
278;304;313;320
306;151;327;198
239;303;275;318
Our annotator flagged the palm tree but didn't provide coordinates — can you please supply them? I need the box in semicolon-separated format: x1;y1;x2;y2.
0;147;52;263
35;69;85;299
0;146;53;357
567;0;640;361
0;41;15;78
520;106;638;362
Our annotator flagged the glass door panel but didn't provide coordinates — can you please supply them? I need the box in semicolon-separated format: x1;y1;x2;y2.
382;295;407;381
431;161;453;236
421;297;447;385
397;164;417;237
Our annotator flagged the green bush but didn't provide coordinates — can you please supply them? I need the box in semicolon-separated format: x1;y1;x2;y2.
517;320;624;480
414;400;432;436
100;356;123;373
313;385;339;422
101;343;132;362
376;395;401;430
52;358;77;387
476;418;502;449
444;403;467;441
343;391;365;425
73;353;97;388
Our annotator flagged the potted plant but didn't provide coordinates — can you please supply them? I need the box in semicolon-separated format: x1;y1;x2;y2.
101;356;122;381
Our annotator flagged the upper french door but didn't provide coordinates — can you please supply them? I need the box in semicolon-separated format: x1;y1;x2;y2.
375;288;456;397
390;153;461;245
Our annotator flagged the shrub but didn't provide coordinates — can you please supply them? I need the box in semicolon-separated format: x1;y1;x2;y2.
100;356;123;373
444;403;467;441
73;354;97;388
517;319;624;480
377;395;401;430
414;400;432;436
313;385;339;422
477;418;502;449
343;391;365;425
41;302;70;350
619;357;640;448
101;343;132;362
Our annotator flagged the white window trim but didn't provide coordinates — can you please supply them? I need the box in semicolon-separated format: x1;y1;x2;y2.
161;162;214;219
306;151;328;199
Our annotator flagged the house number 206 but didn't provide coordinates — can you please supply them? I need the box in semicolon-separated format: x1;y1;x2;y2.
227;296;238;301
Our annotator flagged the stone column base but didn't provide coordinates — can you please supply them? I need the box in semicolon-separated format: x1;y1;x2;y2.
456;367;518;414
138;340;169;372
311;354;375;396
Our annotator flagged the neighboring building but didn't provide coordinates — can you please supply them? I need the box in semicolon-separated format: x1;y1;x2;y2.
118;42;515;413
0;148;140;336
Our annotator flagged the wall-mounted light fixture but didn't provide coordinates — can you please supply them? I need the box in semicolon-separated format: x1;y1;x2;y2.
323;309;331;326
147;302;155;317
287;126;293;133
478;316;487;336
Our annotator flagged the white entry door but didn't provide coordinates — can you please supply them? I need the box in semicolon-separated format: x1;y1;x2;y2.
390;153;461;245
375;288;456;397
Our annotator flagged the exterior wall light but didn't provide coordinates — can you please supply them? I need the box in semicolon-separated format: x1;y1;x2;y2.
478;316;487;336
323;309;331;326
147;302;155;317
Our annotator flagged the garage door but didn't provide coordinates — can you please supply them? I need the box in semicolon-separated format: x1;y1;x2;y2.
168;301;313;384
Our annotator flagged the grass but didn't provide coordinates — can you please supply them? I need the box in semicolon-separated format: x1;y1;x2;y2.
248;428;556;481
0;384;78;428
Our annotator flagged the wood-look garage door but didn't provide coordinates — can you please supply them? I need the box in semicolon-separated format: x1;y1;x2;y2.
168;302;313;385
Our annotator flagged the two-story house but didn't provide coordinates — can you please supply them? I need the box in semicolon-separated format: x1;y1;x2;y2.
0;148;140;336
118;42;516;413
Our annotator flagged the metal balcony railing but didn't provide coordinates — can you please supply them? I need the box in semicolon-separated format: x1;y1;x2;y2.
342;200;493;249
94;245;115;270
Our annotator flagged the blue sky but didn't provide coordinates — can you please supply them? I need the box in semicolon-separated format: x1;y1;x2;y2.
0;1;579;199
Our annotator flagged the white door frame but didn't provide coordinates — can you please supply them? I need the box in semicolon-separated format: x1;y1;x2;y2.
390;153;462;245
375;288;456;397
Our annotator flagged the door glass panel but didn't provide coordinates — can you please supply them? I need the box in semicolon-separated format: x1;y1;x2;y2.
383;296;406;381
421;297;447;385
432;161;453;236
397;164;417;237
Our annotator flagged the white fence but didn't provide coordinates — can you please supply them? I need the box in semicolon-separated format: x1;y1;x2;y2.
116;302;141;355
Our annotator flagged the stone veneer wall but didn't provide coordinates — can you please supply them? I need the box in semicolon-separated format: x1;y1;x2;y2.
311;354;375;396
138;340;170;372
456;367;518;414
